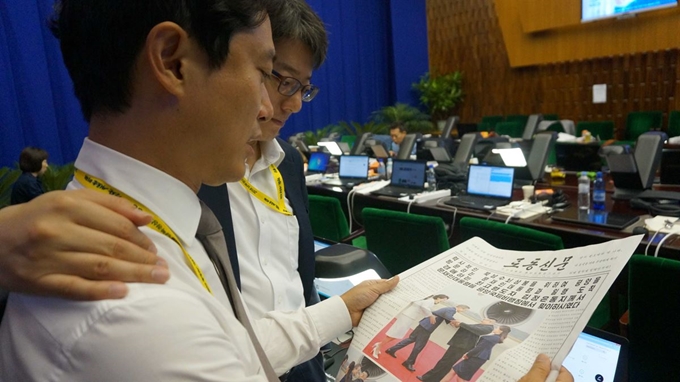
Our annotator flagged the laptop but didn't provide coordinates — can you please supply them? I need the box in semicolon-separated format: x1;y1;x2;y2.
563;326;628;382
322;155;370;187
317;141;343;156
555;142;602;172
370;144;390;159
306;152;330;175
445;165;515;210
550;208;639;230
371;160;427;198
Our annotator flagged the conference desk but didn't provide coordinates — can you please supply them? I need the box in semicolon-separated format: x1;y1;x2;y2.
308;177;680;259
308;175;680;331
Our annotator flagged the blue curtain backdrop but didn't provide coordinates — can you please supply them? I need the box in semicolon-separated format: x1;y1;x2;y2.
0;1;428;167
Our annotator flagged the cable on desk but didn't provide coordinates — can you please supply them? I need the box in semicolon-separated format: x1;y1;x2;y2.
644;229;661;256
435;199;457;240
654;231;678;258
406;199;416;214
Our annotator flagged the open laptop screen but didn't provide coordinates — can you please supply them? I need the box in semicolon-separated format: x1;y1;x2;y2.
467;165;514;198
339;155;369;178
307;152;330;173
391;160;426;187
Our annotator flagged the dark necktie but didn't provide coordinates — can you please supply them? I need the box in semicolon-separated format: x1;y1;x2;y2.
195;201;279;381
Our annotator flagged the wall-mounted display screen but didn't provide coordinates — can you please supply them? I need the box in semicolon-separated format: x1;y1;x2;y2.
582;0;677;22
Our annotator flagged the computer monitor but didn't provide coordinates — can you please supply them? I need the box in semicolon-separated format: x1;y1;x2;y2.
582;0;677;22
317;141;343;156
396;134;418;160
350;132;373;155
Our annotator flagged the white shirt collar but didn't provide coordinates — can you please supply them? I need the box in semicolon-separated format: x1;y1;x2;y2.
249;139;286;175
74;138;201;246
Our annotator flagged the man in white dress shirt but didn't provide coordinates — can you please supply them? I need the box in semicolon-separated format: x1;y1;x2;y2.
0;1;398;380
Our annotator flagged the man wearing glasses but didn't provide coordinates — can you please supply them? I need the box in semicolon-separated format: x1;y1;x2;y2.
197;1;327;380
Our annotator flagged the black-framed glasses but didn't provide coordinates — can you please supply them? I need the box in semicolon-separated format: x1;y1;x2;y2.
270;70;319;102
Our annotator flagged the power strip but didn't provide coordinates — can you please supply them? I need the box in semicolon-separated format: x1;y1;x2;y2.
305;173;324;184
353;180;391;194
398;189;451;204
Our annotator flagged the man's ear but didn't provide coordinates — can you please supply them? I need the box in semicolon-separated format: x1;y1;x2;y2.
145;22;190;97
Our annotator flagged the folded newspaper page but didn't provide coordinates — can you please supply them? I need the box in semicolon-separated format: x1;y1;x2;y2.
335;235;642;382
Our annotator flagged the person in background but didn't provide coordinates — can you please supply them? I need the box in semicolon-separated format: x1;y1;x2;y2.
196;1;328;379
389;122;408;157
11;146;49;205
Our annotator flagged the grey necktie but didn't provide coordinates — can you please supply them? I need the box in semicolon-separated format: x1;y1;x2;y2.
195;201;279;381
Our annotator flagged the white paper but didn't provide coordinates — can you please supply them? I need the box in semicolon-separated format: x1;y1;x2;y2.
593;84;607;104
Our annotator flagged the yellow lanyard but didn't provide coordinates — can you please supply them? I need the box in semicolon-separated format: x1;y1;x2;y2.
74;169;213;294
239;164;292;216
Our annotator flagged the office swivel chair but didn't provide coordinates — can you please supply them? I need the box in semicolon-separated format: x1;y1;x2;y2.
308;195;366;247
521;114;543;140
668;110;680;137
459;217;564;251
625;111;663;142
361;208;449;275
494;121;524;138
441;116;459;138
396;133;418;160
605;131;666;199
453;132;481;165
627;255;680;381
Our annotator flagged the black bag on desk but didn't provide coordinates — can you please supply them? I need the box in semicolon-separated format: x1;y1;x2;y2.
434;162;467;195
630;190;680;217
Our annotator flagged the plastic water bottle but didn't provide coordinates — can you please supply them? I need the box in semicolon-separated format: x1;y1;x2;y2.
426;164;437;191
386;158;393;180
592;171;605;210
377;159;386;180
578;171;590;210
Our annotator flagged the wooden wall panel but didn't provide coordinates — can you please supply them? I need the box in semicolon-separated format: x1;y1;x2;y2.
426;0;680;139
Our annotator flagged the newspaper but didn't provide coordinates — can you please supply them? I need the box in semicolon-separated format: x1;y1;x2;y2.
335;235;642;382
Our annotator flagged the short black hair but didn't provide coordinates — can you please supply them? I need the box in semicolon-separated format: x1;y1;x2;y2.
50;0;277;122
19;147;48;173
389;123;407;133
269;0;328;69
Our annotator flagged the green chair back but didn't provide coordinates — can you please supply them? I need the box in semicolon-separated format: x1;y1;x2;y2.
505;114;529;127
478;115;504;132
544;121;565;133
459;217;564;251
628;255;680;381
576;121;615;141
542;114;559;121
362;208;449;275
625;111;663;141
493;121;524;138
667;110;680;137
308;195;349;242
340;135;357;149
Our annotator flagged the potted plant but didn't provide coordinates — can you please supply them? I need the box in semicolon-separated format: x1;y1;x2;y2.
370;103;434;134
413;71;464;128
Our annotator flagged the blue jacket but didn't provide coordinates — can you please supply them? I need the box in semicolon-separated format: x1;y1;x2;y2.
418;306;457;332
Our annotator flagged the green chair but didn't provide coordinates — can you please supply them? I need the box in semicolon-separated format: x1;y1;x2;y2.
576;121;615;141
543;121;565;133
627;255;680;381
542;114;559;121
493;121;524;138
478;115;504;132
505;114;529;127
667;110;680;137
340;135;357;150
362;208;449;275
625;111;663;141
308;195;365;247
459;217;564;251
